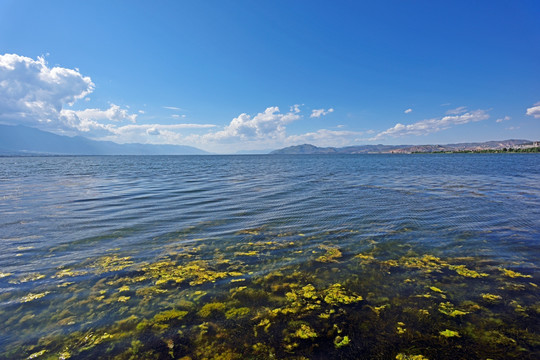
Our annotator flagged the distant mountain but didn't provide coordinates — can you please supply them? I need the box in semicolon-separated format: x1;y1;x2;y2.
271;140;536;154
0;124;209;155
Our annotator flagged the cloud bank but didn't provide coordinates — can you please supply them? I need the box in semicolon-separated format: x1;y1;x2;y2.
371;109;489;140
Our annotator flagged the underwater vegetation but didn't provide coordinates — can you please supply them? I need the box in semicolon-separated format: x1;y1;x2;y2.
0;226;538;360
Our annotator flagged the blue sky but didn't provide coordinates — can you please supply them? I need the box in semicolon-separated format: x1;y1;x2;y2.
0;1;539;153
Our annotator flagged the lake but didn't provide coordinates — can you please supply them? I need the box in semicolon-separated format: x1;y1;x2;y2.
0;154;539;359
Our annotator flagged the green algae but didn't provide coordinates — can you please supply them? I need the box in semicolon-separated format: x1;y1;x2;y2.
499;268;533;278
323;283;363;305
439;329;460;337
438;302;469;317
91;255;134;274
142;259;240;287
53;268;88;279
334;335;350;348
9;273;46;284
449;264;488;278
198;302;227;317
316;245;342;263
20;291;50;303
2;227;539;360
153;309;188;322
225;307;250;319
396;354;429;360
293;323;318;339
481;293;502;302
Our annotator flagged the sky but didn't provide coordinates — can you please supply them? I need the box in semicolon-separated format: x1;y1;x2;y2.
0;1;539;153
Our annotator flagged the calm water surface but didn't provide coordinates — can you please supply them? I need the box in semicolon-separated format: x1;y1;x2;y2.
0;155;539;359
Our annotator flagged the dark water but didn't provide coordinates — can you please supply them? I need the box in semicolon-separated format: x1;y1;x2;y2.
0;154;539;359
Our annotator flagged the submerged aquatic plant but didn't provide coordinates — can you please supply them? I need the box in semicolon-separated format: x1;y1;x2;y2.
438;302;469;317
293;323;318;339
439;329;460;337
2;226;539;360
334;335;350;348
449;264;488;278
499;268;532;278
19;291;50;303
323;283;363;305
395;353;429;360
316;245;342;263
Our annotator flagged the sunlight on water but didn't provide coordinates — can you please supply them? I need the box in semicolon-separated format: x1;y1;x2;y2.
0;155;539;359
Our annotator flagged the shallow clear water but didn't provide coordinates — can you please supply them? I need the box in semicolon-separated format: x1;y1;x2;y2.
0;154;539;359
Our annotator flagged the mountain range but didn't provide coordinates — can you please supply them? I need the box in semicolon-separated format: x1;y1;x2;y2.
271;140;538;154
0;125;209;155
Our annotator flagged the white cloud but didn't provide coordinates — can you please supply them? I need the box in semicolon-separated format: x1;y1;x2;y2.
65;104;137;123
0;53;94;128
290;104;302;113
98;123;217;144
496;116;511;123
310;108;334;118
171;114;180;118
404;108;412;114
164;106;182;110
526;102;540;118
371;109;489;140
138;110;145;114
201;106;301;142
60;104;139;134
446;106;467;115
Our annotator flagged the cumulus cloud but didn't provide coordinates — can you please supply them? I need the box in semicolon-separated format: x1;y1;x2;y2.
310;108;334;118
526;102;540;118
0;53;94;128
64;104;137;123
290;104;302;113
0;53;144;137
404;108;413;114
371;109;489;140
496;116;511;123
201;106;301;142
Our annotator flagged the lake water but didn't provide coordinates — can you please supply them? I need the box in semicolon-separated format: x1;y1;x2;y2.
0;154;539;359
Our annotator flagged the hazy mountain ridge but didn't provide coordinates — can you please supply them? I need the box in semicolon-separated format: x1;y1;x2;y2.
0;125;209;155
271;140;537;154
